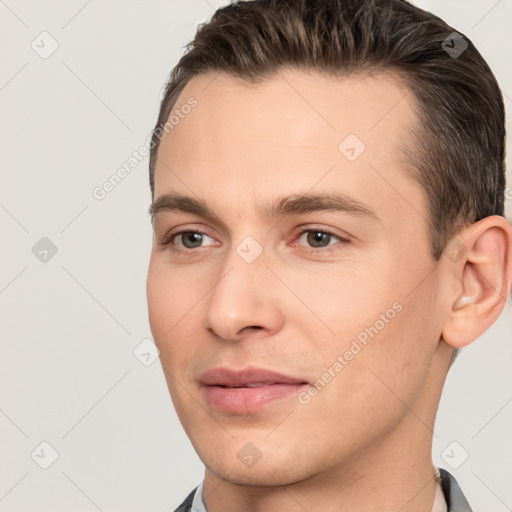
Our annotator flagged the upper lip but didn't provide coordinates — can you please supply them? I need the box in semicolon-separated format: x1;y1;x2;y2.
199;366;308;387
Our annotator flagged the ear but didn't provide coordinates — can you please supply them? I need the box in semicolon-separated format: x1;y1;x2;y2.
441;215;512;349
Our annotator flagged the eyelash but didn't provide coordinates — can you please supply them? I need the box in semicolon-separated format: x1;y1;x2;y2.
159;226;349;256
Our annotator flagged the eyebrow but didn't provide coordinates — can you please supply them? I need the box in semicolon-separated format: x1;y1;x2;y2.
148;192;380;223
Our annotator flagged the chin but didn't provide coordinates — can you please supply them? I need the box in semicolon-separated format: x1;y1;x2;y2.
208;462;305;487
218;470;279;487
199;443;315;488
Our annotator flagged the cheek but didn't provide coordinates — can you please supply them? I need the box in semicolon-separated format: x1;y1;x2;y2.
290;263;435;412
147;259;197;363
147;263;198;419
276;260;397;345
147;253;204;328
297;312;430;456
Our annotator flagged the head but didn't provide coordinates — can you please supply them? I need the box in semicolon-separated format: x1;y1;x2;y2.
146;0;511;489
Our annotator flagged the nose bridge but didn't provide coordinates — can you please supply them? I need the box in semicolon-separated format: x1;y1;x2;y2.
203;234;283;340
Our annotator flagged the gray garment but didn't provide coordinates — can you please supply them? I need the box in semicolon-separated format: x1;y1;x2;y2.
173;467;473;512
439;468;473;512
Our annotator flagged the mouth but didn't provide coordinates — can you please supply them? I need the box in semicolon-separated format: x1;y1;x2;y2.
198;367;309;414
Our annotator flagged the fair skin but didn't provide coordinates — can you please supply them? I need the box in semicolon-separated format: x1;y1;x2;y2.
146;68;512;512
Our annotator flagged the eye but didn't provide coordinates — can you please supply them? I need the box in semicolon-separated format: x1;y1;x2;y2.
161;230;217;251
295;228;349;253
298;229;337;248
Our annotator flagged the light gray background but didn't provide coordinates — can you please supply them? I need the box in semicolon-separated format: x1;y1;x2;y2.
0;1;511;510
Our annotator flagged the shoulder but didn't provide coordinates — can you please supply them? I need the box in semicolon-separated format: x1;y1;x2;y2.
172;486;198;512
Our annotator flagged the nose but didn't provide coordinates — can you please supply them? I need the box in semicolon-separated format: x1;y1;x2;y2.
203;244;284;342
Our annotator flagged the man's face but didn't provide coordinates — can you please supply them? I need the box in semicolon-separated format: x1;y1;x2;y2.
147;69;447;485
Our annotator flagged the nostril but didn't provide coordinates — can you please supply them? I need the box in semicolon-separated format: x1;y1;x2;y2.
238;325;263;334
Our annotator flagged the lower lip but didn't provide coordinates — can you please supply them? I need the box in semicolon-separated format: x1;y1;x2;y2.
201;383;308;413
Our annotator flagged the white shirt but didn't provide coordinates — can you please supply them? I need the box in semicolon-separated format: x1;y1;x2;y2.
191;481;206;512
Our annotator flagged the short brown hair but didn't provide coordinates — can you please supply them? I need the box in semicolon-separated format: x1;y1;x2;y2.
149;0;506;260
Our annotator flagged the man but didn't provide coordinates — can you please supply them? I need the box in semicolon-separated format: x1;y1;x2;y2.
146;0;512;510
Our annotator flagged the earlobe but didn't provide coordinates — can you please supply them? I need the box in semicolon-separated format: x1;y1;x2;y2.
441;216;512;349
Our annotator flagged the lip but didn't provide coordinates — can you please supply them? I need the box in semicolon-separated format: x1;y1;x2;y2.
199;366;309;414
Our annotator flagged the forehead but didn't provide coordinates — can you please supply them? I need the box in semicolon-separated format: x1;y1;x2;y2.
154;68;424;227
